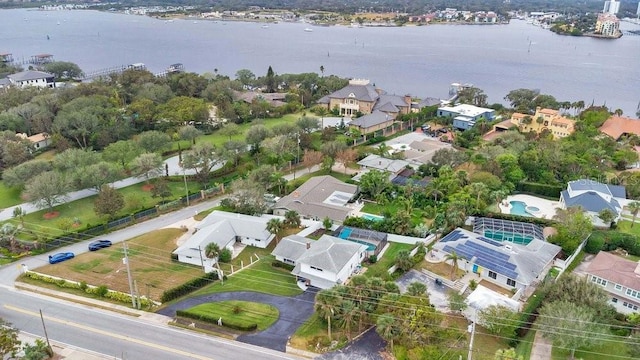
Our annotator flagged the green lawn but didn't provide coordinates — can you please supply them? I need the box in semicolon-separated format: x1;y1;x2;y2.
196;256;302;297
183;301;279;331
364;242;416;280
0;182;23;209
617;220;640;237
515;329;536;360
12;179;203;241
550;335;630;359
361;201;426;225
194;114;302;148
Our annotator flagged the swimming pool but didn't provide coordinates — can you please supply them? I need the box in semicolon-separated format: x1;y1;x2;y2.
361;213;384;222
509;201;540;217
337;228;377;251
483;229;534;245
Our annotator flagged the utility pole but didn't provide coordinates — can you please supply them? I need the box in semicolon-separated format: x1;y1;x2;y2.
183;168;189;206
123;242;136;308
39;309;53;356
467;310;476;360
134;280;141;310
198;245;205;272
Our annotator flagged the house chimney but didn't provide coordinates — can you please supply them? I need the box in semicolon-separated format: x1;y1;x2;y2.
306;242;311;249
404;94;411;105
634;261;640;276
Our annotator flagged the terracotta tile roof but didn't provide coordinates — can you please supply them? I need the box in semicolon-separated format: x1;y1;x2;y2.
586;251;640;291
599;116;640;140
538;108;558;115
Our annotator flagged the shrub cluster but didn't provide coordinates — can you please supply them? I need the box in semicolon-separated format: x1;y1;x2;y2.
587;230;640;255
24;272;153;307
365;136;387;145
176;310;257;332
271;261;295;271
160;272;218;303
515;182;563;198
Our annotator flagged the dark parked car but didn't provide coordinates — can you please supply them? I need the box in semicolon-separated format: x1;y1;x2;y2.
88;240;113;251
48;252;75;264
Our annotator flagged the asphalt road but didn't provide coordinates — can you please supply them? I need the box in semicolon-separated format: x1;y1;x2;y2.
0;197;226;287
0;287;297;360
0;197;308;360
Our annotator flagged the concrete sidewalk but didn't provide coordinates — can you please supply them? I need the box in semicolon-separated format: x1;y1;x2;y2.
530;331;552;360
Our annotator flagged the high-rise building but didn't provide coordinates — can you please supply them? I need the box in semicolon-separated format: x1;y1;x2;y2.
604;0;620;15
596;13;621;36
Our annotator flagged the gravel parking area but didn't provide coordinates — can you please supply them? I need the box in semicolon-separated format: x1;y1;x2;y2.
396;269;451;311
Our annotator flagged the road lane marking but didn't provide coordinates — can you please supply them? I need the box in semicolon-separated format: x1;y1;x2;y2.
4;305;214;360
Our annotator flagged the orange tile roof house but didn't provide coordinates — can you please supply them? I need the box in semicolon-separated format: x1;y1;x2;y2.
599;115;640;140
510;107;575;139
585;251;640;314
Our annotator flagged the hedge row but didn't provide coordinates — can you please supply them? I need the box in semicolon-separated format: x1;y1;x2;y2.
272;261;295;271
160;272;218;303
176;310;257;332
515;182;563;199
24;272;153;308
586;230;640;256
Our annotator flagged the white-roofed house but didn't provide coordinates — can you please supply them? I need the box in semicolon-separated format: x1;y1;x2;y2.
273;175;358;223
172;210;275;272
437;104;495;131
272;234;368;289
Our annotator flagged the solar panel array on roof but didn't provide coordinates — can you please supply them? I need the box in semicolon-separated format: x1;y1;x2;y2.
476;236;502;247
441;229;468;243
443;240;519;280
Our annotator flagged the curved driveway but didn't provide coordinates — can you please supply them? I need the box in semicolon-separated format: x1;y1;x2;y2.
158;289;318;352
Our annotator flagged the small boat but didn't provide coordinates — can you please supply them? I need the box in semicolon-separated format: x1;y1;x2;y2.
304;27;313;32
56;21;60;25
262;24;269;28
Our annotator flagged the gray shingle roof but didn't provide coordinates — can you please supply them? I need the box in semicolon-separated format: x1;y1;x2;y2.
373;101;400;113
567;179;626;198
173;220;236;258
197;210;273;241
561;190;620;213
327;83;379;102
8;70;54;82
272;235;309;261
357;154;410;173
294;235;366;273
349;111;391;129
274;175;358;222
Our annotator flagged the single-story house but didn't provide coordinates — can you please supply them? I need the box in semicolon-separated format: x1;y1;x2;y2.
172;210;275;272
272;234;368;289
16;132;51;150
585;251;640;314
357;154;411;173
559;179;626;226
437;104;496;131
273;175;358;223
5;70;56;89
432;228;561;293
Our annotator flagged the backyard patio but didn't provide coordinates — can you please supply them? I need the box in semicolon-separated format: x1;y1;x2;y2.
499;194;560;219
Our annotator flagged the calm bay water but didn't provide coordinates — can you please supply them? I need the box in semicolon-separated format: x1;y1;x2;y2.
1;8;639;114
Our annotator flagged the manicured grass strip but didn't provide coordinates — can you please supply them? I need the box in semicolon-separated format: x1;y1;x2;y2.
364;242;415;280
197;256;302;297
516;328;536;360
182;301;279;331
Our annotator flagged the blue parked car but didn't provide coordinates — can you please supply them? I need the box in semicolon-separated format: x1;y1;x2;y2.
88;239;112;251
48;252;74;264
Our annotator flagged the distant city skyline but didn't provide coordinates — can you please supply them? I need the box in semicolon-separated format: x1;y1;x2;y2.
603;0;620;15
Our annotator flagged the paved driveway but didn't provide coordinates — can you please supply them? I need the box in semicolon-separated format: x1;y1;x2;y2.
318;328;386;360
157;289;317;352
396;269;450;311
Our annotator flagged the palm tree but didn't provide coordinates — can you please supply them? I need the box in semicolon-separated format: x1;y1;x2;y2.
284;210;301;229
469;182;489;211
426;179;445;202
266;218;284;243
629;201;640;227
338;300;359;341
376;313;398;352
445;251;460;280
204;242;221;260
319;65;325;77
315;289;340;341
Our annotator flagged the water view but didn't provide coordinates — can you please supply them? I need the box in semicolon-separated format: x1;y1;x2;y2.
1;8;639;113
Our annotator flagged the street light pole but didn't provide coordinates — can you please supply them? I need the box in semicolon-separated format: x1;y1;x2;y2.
183;168;189;206
123;241;136;308
294;133;300;180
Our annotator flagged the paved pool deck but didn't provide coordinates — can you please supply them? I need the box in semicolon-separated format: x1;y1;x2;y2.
499;194;561;220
